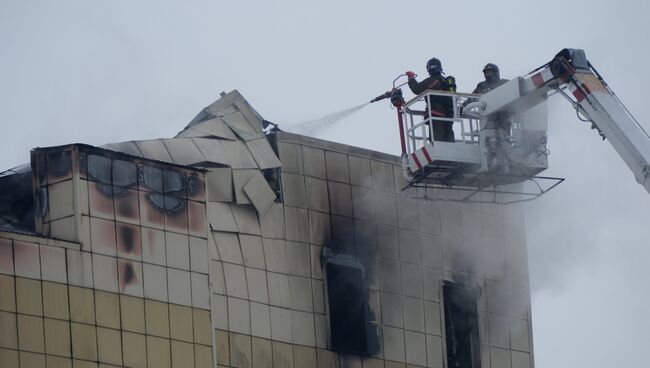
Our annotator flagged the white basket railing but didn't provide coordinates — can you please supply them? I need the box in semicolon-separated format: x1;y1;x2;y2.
401;91;481;155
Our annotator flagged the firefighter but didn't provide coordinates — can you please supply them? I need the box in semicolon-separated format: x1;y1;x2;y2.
406;57;456;143
472;63;508;94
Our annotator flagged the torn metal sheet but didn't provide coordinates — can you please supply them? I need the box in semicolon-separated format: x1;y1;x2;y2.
175;128;210;139
232;169;258;205
233;97;265;133
245;137;282;169
219;141;259;169
178;118;238;141
230;204;261;235
134;139;174;163
243;171;276;214
102;141;143;157
206;168;233;202
207;202;239;232
192;138;231;166
202;91;241;119
185;91;240;127
162;138;207;166
211;230;243;265
221;110;264;141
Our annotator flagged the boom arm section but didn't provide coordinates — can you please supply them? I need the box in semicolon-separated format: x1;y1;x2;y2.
474;48;650;194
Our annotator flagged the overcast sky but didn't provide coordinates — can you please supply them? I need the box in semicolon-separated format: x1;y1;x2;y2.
2;1;650;366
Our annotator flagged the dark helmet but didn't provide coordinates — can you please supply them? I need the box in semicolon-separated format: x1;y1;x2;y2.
426;57;443;76
483;63;500;81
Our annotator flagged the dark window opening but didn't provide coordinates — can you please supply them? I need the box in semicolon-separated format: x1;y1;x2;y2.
0;165;35;232
324;258;379;356
443;281;481;368
262;133;282;203
263;167;282;203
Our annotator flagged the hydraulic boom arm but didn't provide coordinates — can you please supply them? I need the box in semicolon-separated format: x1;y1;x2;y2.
473;48;650;194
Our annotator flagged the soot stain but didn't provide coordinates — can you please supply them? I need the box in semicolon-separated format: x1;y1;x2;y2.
119;225;136;253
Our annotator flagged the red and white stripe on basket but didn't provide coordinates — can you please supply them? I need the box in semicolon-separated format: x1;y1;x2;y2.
409;142;434;172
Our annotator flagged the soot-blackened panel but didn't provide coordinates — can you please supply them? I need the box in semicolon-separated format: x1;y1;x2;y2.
443;281;481;368
325;259;379;356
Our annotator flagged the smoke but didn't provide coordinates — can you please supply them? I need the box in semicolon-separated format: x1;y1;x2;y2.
283;102;369;136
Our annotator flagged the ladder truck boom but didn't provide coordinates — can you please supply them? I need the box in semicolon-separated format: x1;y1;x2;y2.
474;48;650;194
383;48;649;203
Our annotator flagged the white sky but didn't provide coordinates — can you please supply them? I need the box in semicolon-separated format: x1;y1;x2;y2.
2;1;650;366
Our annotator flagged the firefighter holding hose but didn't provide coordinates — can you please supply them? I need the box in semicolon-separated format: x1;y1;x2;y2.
406;57;456;142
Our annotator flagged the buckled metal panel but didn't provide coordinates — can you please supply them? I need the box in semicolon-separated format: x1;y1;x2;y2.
230;204;261;236
245;137;282;169
243;171;276;215
134;139;174;163
207;202;239;232
161;138;207;166
192;138;231;166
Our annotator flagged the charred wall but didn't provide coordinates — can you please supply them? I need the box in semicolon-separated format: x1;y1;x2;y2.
252;131;535;368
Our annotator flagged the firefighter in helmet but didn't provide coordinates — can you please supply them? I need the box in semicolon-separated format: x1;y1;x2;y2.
406;57;457;143
472;63;508;94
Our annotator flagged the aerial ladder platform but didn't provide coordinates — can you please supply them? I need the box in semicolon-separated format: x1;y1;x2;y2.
381;48;650;203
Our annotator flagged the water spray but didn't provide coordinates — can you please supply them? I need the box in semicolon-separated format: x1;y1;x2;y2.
284;102;371;136
284;73;410;138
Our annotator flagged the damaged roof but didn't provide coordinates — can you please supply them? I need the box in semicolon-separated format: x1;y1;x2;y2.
0;89;283;233
101;90;281;169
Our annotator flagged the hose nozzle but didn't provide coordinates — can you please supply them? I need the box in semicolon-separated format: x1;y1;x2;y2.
370;91;392;103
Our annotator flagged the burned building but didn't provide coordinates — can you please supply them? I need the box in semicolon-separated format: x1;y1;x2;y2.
0;90;533;368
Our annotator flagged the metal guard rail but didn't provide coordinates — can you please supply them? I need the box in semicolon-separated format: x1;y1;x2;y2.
401;90;482;155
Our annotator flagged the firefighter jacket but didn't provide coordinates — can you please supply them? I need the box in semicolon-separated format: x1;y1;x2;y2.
407;75;454;117
472;78;508;94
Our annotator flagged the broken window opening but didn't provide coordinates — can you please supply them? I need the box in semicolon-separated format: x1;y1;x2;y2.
263;167;282;203
324;256;379;356
443;281;481;368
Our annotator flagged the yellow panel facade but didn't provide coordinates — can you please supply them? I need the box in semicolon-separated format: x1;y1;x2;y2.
42;282;69;320
97;327;123;366
169;304;194;342
69;286;95;324
17;314;45;353
47;355;74;368
192;308;212;346
0;311;18;349
171;340;194;368
95;290;121;329
194;344;214;368
122;332;147;368
1;146;214;368
0;348;19;368
0;275;16;312
146;335;171;368
16;277;43;316
251;337;273;368
44;318;71;357
120;295;145;334
145;299;170;338
70;322;98;361
0;107;535;368
19;351;46;368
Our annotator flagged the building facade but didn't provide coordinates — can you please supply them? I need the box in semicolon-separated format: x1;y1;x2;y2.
0;91;533;368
